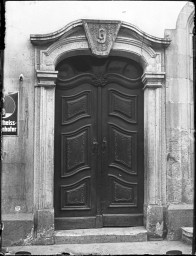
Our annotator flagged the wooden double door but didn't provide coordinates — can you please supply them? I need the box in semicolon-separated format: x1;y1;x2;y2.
54;56;144;229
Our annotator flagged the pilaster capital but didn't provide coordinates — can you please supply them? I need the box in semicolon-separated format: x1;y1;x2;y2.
142;72;165;90
36;70;58;88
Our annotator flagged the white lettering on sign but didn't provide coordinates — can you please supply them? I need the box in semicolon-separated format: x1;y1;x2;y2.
2;126;17;132
2;120;16;126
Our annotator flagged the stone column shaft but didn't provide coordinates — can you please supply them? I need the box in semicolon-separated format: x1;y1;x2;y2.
142;72;166;239
34;70;58;244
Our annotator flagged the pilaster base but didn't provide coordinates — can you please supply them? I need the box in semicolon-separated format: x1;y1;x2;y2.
33;209;55;245
166;204;193;241
2;214;34;247
145;204;165;240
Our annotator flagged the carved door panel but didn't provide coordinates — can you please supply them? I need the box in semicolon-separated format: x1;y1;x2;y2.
54;77;98;230
101;78;144;226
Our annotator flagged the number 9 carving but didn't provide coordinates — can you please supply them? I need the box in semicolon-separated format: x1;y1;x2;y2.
97;28;106;44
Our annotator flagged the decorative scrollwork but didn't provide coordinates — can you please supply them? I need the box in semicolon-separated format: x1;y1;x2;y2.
92;73;108;87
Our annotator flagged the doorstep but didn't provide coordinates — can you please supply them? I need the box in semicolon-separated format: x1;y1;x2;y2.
54;226;147;244
181;227;193;245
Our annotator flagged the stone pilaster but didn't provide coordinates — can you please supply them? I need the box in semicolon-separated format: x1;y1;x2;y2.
33;70;58;244
142;72;167;239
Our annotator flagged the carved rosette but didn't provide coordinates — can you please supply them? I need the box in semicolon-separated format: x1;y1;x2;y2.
92;74;108;87
83;20;121;56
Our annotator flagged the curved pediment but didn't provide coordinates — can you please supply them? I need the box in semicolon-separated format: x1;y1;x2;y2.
119;22;171;49
30;20;84;46
30;19;171;51
31;19;170;73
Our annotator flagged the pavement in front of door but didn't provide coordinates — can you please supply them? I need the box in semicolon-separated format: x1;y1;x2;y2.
3;240;192;255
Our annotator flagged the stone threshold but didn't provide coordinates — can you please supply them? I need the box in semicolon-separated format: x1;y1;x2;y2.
181;227;193;245
55;226;147;244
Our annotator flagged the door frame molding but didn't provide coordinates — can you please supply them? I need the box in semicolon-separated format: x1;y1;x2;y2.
30;19;170;243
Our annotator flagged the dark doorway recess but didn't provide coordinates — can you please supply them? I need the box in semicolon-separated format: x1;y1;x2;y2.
54;55;144;230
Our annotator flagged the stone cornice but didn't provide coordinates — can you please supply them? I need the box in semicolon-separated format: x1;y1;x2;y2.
121;22;171;48
142;72;165;89
30;20;83;46
116;37;156;58
30;19;171;49
36;70;58;88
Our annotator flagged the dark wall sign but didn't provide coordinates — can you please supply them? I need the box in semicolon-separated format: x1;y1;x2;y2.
2;92;18;135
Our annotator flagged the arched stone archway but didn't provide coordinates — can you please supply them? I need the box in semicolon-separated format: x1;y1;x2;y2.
30;19;170;243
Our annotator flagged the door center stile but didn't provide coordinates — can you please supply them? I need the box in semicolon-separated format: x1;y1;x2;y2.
95;86;103;226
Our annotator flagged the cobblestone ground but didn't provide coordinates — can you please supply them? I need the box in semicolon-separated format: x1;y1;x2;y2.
4;240;192;255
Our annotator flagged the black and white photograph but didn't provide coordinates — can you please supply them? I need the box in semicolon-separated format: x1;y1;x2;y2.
0;1;195;255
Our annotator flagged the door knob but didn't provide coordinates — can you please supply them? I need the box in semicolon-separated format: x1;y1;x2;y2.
92;139;99;154
102;137;107;153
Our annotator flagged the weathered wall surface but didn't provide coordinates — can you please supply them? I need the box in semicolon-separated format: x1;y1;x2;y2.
164;2;194;240
2;8;35;214
165;1;194;205
2;3;36;244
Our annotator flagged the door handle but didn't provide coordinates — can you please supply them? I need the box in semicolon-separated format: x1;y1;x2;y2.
102;137;107;153
92;139;99;154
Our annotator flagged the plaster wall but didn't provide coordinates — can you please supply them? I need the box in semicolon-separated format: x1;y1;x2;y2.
2;15;35;214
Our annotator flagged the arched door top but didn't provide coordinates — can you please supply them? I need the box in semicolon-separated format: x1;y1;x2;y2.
56;55;143;80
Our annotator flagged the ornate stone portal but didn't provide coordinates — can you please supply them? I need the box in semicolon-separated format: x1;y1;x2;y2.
30;19;171;244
